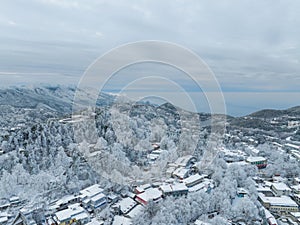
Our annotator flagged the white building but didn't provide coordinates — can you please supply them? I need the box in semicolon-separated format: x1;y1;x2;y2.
126;205;144;219
135;188;162;205
113;197;137;214
258;193;298;214
79;184;107;211
80;184;104;200
175;155;196;168
159;183;188;197
271;183;291;196
264;208;277;225
183;174;208;187
291;184;300;194
54;203;90;225
172;167;190;180
289;212;300;224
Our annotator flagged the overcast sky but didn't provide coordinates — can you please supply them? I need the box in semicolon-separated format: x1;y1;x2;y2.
0;0;299;115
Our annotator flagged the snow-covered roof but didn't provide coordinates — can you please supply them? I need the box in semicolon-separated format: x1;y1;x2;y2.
272;182;291;191
55;204;86;222
136;188;162;202
0;217;8;224
160;184;172;193
285;143;300;150
257;185;272;192
258;193;298;207
160;183;188;193
188;180;211;193
135;184;151;193
74;212;90;221
80;184;104;198
115;197;137;214
172;183;188;192
290;212;300;218
183;174;207;185
91;193;106;202
55;195;78;206
194;220;211;225
86;218;104;225
147;153;159;160
172;167;189;179
112;215;132;225
126;205;144;218
175;155;195;167
246;156;266;163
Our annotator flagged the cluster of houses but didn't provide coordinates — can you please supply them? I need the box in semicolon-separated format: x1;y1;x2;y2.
4;153;214;225
220;146;268;170
253;176;300;224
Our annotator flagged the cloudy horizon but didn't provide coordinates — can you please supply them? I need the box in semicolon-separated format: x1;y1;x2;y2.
0;0;299;115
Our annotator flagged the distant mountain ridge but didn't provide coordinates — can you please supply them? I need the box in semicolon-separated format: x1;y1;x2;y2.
0;85;299;118
248;106;300;118
0;85;115;114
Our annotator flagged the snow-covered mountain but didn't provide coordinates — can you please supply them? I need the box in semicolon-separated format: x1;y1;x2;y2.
0;85;115;114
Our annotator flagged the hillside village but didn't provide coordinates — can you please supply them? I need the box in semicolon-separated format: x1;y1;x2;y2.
0;88;300;225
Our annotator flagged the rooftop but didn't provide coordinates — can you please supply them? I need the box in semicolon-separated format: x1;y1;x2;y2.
126;205;144;219
258;193;298;207
183;174;207;185
272;182;291;191
90;193;106;202
290;212;300;218
115;197;137;214
246;156;267;163
136;188;162;202
175;155;195;166
80;184;104;198
112;215;132;225
55;204;85;222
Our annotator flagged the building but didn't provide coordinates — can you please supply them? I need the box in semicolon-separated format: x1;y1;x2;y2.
54;204;90;225
134;184;151;194
257;186;274;197
246;156;267;169
90;193;107;210
288;121;300;129
0;216;8;225
113;197;137;214
188;179;212;193
12;207;46;225
172;167;190;180
160;183;188;197
293;193;300;205
271;183;291;196
135;188;162;205
289;212;300;224
86;218;105;225
79;184;107;211
264;209;278;225
79;184;104;200
183;174;208;187
126;205;144;219
50;195;81;211
258;193;298;215
290;150;300;161
174;155;196;168
237;188;248;198
284;143;300;151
